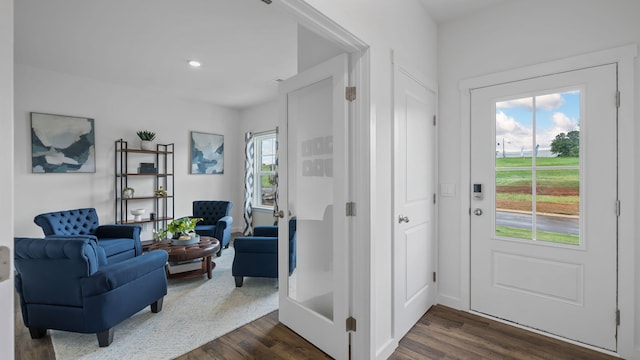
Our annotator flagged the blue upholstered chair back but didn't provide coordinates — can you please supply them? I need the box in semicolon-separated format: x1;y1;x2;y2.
34;208;100;236
193;201;232;225
14;237;102;307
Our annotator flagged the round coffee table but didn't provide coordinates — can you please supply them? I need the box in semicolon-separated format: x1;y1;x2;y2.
147;236;221;280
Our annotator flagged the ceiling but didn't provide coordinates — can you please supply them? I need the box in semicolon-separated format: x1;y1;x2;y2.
419;0;510;23
14;0;298;110
15;0;510;111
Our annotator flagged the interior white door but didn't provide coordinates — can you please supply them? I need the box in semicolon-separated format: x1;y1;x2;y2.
470;64;618;351
277;53;350;359
393;65;437;339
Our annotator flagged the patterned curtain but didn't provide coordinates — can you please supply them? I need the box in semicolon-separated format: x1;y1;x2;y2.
243;132;254;235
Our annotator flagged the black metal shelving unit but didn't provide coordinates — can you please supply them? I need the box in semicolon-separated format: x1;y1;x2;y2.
114;139;174;234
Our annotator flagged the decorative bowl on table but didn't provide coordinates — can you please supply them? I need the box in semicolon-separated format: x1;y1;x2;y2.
171;234;200;246
130;208;145;221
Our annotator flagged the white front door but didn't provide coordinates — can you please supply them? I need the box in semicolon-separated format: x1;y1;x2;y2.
393;64;437;338
277;53;350;359
470;64;618;351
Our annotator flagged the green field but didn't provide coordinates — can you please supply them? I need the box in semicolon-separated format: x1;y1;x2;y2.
496;156;579;167
496;226;579;245
495;157;580;245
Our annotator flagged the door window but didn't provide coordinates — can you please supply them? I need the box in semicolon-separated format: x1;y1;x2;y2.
495;90;580;245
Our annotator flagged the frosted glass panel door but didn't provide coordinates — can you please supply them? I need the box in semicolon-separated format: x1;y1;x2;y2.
277;53;349;359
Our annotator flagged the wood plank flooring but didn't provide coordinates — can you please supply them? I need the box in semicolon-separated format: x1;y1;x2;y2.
16;298;619;359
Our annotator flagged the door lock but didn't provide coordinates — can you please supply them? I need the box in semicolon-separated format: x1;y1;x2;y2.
398;215;410;223
474;208;483;216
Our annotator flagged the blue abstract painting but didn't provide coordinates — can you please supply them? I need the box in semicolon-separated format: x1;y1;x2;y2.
31;112;95;173
190;131;224;174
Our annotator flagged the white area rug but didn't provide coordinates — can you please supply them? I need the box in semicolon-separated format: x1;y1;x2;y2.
50;247;279;360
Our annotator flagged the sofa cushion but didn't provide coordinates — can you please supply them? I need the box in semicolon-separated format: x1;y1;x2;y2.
97;239;136;258
195;224;216;237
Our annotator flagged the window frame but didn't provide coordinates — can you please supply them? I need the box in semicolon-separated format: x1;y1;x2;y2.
252;130;277;210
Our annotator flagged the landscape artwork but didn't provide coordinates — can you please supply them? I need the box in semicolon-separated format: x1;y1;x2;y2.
190;131;224;174
31;112;96;173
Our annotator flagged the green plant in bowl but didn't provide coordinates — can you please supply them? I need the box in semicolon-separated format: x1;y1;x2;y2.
166;217;203;239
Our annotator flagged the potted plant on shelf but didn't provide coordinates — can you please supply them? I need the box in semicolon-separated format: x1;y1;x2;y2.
137;130;156;150
122;187;134;198
165;217;203;244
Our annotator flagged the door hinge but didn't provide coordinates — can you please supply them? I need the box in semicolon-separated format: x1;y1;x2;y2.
346;316;357;332
616;200;621;217
346;202;356;216
433;272;436;282
616;91;621;108
433;193;436;204
616;309;620;326
433;115;436;126
346;86;356;102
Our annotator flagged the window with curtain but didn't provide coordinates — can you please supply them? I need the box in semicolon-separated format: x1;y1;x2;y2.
254;131;277;208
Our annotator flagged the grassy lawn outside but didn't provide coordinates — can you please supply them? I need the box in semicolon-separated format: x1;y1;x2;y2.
495;157;580;244
496;226;579;245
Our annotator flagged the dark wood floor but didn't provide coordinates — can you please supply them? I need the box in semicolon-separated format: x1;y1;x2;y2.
16;297;619;360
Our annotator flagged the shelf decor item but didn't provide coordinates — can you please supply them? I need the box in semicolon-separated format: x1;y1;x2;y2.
137;130;156;150
122;187;134;198
130;208;145;222
31;112;96;173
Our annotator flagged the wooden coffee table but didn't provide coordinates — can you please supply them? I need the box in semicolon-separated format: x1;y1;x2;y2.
147;236;221;280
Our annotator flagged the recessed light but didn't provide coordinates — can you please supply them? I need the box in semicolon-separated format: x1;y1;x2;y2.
188;60;201;68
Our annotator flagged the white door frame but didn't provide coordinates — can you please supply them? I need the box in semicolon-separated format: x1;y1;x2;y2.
391;53;439;340
0;0;14;359
273;1;371;358
459;44;637;357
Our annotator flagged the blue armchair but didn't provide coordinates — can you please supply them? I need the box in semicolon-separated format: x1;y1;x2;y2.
34;208;142;264
14;236;168;347
191;201;233;256
232;217;296;287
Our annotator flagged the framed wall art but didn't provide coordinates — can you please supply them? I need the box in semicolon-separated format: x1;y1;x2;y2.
190;131;224;174
31;112;96;173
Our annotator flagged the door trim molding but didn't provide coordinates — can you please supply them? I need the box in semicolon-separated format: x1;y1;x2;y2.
273;2;372;359
458;44;637;357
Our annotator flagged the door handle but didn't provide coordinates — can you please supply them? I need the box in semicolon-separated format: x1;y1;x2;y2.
275;210;285;218
398;215;410;223
474;208;483;216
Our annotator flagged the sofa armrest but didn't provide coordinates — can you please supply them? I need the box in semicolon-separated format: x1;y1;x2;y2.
216;215;233;230
253;226;277;237
233;236;278;254
81;250;168;297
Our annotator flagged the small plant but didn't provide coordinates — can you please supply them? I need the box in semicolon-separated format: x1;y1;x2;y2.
166;217;203;238
136;130;156;141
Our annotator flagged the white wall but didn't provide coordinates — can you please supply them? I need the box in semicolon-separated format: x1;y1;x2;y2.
296;1;438;358
437;0;640;357
0;0;14;358
13;65;243;239
239;100;279;229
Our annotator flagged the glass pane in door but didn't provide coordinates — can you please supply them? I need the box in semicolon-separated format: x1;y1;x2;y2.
286;78;335;321
494;90;581;245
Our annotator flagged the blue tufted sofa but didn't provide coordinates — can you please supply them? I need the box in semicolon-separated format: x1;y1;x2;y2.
14;236;168;347
34;208;142;264
232;217;296;287
191;201;233;256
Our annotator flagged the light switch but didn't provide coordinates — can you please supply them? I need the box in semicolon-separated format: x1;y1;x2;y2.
439;183;456;197
0;246;9;283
